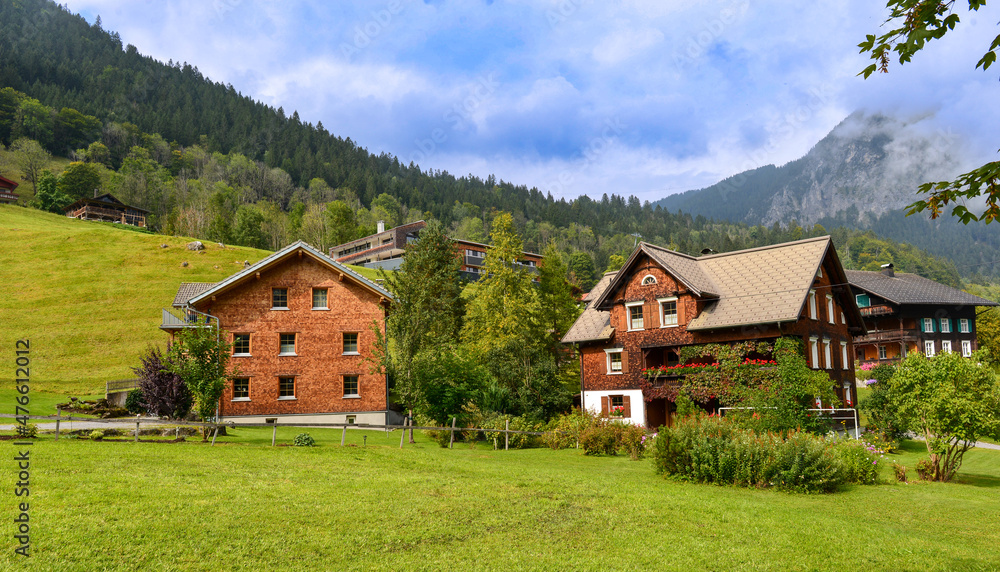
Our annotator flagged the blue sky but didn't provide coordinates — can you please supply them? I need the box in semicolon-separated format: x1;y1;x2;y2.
62;0;1000;203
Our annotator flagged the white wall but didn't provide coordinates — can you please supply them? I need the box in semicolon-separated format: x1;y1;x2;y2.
582;390;646;426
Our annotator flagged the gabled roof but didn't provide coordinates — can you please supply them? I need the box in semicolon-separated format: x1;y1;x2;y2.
63;193;151;213
187;241;393;306
0;174;19;190
561;272;617;344
847;270;998;307
588;236;864;333
172;282;216;307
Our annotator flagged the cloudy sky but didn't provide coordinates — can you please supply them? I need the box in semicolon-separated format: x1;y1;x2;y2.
61;0;999;203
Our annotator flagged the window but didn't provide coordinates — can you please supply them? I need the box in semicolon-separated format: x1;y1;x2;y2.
343;375;359;397
962;340;973;357
627;303;644;330
279;333;296;355
808;290;818;320
606;349;623;374
312;288;328;309
272;288;288;309
826;295;835;324
346;415;356;425
641;274;657;285
809;337;819;369
278;377;295;399
233;334;251;356
878;345;887;360
960;319;971;333
941;340;952;353
610;395;624;409
856;294;870;308
233;378;249;400
823;339;832;370
659;297;678;327
940;319;951;333
343;332;359;354
923;318;935;333
841;312;845;325
841;341;849;371
924;341;935;357
844;382;853;406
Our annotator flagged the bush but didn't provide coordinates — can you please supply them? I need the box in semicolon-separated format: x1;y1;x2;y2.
293;433;315;447
580;425;618;455
89;430;104;441
858;363;906;440
14;423;38;438
480;415;540;449
830;439;880;485
542;409;599;450
915;459;935;480
617;423;647;460
771;432;841;493
892;462;907;483
133;346;193;419
124;389;146;415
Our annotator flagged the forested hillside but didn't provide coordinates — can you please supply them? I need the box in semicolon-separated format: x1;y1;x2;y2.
0;0;969;289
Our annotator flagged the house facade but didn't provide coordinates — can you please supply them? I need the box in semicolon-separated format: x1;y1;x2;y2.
562;237;866;429
329;220;542;280
162;241;397;426
0;175;19;204
847;266;997;364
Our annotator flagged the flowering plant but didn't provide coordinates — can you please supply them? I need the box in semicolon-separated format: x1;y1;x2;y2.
609;405;626;417
858;362;877;371
641;362;720;379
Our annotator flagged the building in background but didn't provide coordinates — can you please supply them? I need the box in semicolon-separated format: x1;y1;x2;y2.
64;192;149;227
0;175;20;204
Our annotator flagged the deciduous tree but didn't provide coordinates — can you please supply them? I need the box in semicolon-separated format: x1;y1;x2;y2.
165;325;233;432
10;137;50;195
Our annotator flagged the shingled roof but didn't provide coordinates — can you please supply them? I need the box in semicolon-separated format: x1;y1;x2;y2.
847;270;998;307
172;282;216;307
561;272;617;343
577;236;862;336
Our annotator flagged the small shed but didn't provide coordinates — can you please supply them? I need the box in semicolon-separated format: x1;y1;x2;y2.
64;193;149;227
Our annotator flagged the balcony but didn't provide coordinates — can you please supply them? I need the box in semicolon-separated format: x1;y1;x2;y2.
160;308;215;331
853;329;918;345
859;305;894;317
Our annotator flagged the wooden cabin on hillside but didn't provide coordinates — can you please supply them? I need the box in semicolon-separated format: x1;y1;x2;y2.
0;175;19;204
64;193;149;227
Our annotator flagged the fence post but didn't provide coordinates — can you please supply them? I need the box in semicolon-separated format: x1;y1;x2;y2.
272;422;277;447
211;425;219;446
854;408;860;440
399;417;406;449
505;418;509;451
54;408;60;441
341;425;347;446
449;417;456;449
135;414;140;442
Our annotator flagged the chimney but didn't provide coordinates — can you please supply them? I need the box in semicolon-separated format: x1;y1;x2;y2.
880;263;894;277
377;220;385;233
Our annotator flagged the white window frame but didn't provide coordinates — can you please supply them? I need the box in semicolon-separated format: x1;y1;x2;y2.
278;376;296;400
940;319;951;334
962;340;972;357
626;302;644;331
278;333;297;356
823;339;833;370
641;274;657;285
271;288;289;310
941;340;952;354
343;375;360;398
312;288;329;310
878;345;887;360
826;295;835;324
840;341;849;371
232;377;250;402
658;296;678;328
233;333;252;357
809;336;819;369
959;318;971;333
808;290;818;320
923;318;934;332
342;332;360;355
605;348;624;374
925;340;935;357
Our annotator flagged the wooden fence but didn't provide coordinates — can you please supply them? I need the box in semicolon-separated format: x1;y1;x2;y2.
1;413;574;450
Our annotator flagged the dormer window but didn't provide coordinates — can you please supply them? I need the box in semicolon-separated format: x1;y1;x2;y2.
641;275;657;285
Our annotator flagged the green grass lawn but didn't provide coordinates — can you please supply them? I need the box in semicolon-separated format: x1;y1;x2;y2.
1;430;998;571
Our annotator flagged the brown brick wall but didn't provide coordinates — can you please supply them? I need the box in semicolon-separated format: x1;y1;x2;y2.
191;255;388;418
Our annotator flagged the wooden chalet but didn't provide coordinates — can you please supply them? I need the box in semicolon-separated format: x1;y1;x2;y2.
562;236;866;429
64;193;149;227
0;175;19;204
848;265;997;364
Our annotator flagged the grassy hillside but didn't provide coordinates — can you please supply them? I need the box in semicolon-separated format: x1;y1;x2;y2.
0;205;272;394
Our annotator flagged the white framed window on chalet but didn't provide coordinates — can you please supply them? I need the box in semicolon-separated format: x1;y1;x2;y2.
272;288;288;310
232;378;250;401
941;340;952;354
840;341;849;370
959;318;971;333
922;318;935;333
658;297;678;327
626;302;644;331
809;336;819;369
343;375;359;398
279;333;297;356
278;377;296;400
343;332;359;355
312;288;328;310
878;345;887;360
641;274;657;285
962;340;973;357
924;341;935;357
826;295;835;324
808;290;818;320
605;348;626;374
233;334;251;356
940;319;952;333
823;339;833;370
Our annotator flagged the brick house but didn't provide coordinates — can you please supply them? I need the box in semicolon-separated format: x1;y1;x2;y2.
329;220;542;280
848;265;997;364
162;241;397;425
562;236;866;428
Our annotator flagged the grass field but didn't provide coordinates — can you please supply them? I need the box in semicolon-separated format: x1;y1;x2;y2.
0;205;380;395
0;429;998;571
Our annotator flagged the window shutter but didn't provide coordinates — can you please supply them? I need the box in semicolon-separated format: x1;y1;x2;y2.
920;319;926;333
621;350;629;374
601;396;609;416
677;298;685;326
601;351;607;375
647;301;658;329
623;396;632;418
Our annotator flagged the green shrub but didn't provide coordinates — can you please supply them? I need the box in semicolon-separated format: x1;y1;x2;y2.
915;459;935;480
124;388;146;415
892;462;907;483
293;433;315;447
771;432;841;493
617;423;647;460
830;439;880;485
14;423;38;438
542;409;599;450
507;416;541;449
89;430;104;441
580;425;618;455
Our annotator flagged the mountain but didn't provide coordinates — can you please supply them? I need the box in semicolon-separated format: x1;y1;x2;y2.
654;112;1000;277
